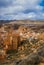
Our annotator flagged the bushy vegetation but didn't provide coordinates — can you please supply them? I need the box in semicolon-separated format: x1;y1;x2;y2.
6;49;18;54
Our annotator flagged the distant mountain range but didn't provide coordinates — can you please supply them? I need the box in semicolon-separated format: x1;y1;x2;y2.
0;20;44;25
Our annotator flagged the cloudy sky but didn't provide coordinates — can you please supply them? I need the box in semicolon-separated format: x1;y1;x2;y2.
0;0;44;20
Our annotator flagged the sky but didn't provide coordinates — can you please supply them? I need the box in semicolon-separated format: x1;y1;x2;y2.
0;0;44;20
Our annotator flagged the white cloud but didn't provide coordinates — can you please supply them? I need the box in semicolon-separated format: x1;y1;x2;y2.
0;0;44;20
1;12;44;20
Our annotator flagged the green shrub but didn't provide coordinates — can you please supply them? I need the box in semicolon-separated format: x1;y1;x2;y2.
6;49;18;54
